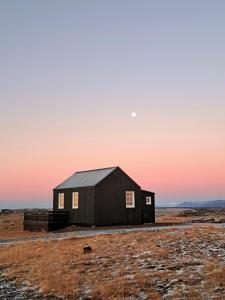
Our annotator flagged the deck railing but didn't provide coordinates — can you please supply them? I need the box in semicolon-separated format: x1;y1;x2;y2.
24;211;70;231
48;211;70;223
24;212;49;222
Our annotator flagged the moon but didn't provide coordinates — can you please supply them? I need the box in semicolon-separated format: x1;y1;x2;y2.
131;112;136;117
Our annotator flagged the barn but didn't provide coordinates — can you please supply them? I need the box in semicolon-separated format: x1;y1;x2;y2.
53;166;155;226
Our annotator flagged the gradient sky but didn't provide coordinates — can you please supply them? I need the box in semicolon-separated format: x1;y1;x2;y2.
1;1;225;208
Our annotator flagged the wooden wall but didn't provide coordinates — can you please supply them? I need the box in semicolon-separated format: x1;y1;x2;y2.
141;190;155;223
95;168;141;226
53;186;95;226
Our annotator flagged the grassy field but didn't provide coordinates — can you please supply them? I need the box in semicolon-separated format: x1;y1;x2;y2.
0;225;225;299
0;213;45;240
0;208;225;299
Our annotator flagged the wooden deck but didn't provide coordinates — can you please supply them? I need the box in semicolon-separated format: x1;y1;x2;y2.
23;211;70;231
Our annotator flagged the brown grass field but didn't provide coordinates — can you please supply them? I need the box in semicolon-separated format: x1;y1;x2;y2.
0;209;225;299
0;225;225;299
0;213;45;240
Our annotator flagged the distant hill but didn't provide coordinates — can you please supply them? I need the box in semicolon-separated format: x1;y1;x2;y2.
177;200;225;208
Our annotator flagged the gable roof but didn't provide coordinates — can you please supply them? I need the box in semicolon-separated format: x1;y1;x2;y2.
54;167;117;190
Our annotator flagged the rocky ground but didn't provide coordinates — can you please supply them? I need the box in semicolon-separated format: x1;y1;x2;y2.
0;273;61;300
148;227;225;299
156;208;225;224
178;208;225;223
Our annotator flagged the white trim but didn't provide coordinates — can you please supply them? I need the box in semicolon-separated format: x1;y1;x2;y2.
146;196;152;205
126;191;135;208
72;192;79;209
58;193;64;209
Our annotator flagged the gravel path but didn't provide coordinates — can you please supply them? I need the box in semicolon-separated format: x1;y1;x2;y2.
1;223;224;246
0;223;225;246
0;224;195;246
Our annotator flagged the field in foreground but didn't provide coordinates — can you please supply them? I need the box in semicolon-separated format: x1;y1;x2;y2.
0;225;225;299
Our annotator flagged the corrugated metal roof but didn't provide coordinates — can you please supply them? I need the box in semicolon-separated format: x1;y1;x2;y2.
54;167;117;189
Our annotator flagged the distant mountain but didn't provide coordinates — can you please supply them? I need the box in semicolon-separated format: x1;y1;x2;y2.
177;200;225;208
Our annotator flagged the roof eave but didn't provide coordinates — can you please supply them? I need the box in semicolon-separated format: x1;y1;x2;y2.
141;189;155;194
53;185;96;191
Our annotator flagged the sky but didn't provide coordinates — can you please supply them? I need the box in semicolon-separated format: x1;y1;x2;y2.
0;0;225;208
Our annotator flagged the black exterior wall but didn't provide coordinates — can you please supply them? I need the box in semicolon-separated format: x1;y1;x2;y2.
141;190;155;223
53;187;95;226
95;168;141;226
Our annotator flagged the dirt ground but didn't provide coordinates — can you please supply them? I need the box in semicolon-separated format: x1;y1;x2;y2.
0;224;225;299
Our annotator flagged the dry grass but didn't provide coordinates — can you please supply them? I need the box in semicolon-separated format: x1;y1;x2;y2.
0;225;225;299
0;213;45;240
156;208;225;225
155;208;196;225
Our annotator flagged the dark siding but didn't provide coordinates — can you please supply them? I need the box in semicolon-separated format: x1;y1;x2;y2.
95;168;141;226
141;190;155;223
53;187;95;226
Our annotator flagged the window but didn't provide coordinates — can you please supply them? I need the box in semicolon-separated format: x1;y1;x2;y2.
126;191;135;208
58;193;64;209
72;192;79;209
146;196;152;205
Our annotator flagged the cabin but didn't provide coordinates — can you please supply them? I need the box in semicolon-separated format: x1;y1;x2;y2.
53;167;155;226
24;166;155;231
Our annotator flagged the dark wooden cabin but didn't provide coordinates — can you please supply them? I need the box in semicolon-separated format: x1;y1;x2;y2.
53;166;155;226
24;166;155;231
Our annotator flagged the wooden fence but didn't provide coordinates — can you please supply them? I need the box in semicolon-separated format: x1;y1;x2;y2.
23;211;70;231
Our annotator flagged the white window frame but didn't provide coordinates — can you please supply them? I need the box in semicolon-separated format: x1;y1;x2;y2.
146;196;152;205
58;193;64;209
126;191;135;208
72;192;79;209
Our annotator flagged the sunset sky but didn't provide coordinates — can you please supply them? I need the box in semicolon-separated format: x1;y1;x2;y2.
1;1;225;208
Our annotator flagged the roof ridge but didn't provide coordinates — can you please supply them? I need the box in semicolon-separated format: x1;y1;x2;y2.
76;166;118;173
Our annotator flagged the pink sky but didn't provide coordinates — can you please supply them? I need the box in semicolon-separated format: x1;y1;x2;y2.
1;1;225;207
1;109;225;207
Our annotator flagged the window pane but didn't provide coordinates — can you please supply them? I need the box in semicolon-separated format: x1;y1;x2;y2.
146;197;152;205
58;193;64;209
72;192;79;208
126;191;135;208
